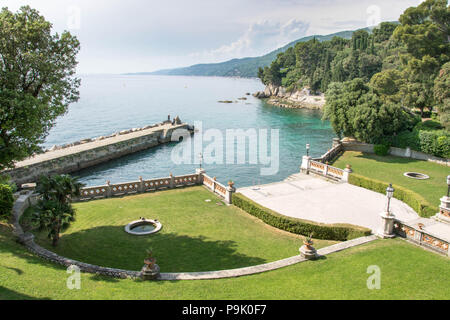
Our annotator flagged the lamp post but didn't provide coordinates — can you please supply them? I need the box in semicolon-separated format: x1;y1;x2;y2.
306;144;310;157
198;152;203;170
386;183;394;215
378;183;396;238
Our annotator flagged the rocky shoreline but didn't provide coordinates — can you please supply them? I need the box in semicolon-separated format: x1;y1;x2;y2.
253;84;326;110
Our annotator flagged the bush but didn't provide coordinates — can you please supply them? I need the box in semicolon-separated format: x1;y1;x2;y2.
374;144;390;156
232;193;371;241
418;130;450;158
0;184;14;220
391;120;450;159
348;174;437;218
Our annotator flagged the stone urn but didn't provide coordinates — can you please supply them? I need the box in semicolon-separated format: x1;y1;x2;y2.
299;236;318;260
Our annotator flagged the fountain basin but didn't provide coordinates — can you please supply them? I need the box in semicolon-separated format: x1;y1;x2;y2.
403;172;430;180
125;219;162;235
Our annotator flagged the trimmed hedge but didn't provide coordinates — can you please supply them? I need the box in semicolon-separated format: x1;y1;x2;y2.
0;184;14;220
232;193;371;241
348;174;437;218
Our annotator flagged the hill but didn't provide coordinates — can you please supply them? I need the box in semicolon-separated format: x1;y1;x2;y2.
132;28;370;78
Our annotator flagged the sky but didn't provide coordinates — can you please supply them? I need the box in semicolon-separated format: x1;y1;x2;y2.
1;0;423;74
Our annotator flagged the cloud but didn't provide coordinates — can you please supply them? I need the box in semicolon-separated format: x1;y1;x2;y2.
190;19;309;63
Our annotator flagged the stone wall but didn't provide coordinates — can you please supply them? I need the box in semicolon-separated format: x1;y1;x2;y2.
3;121;193;186
342;140;449;166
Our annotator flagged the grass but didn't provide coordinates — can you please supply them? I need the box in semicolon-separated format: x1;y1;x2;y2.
333;151;448;207
0;222;449;300
21;186;336;272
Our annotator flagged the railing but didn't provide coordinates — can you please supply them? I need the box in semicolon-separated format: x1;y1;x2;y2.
309;160;346;181
77;173;200;201
302;139;350;182
202;173;233;203
394;220;449;256
312;141;344;164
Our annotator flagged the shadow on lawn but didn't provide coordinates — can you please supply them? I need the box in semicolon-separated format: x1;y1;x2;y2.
0;286;50;300
353;152;422;165
48;225;268;273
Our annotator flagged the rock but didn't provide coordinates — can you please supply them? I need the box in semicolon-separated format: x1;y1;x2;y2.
119;130;131;135
218;100;234;103
49;145;58;151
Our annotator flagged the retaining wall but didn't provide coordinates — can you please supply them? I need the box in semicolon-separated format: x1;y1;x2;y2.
342;141;449;166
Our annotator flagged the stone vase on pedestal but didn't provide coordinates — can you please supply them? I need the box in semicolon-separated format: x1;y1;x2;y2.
299;242;318;260
141;258;160;280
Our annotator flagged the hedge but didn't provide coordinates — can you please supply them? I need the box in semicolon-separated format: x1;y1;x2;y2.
348;174;437;218
232;193;371;241
0;184;14;220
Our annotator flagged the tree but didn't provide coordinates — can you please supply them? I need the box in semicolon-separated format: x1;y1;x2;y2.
400;54;441;117
373;22;398;43
395;0;449;62
370;69;404;104
323;78;418;143
434;62;450;128
33;175;84;246
0;6;80;170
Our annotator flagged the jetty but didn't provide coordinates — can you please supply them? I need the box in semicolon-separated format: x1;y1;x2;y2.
3;118;193;186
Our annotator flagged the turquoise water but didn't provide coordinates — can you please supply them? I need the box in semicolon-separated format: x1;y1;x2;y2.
45;75;335;187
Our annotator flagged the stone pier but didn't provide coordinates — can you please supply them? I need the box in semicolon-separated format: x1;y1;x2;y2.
3;121;193;186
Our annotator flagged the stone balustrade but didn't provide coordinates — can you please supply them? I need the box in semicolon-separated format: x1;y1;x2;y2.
77;173;200;201
201;171;235;204
394;220;450;256
301;158;350;182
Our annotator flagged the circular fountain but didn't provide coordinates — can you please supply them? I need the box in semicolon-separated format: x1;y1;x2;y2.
403;172;430;180
125;218;162;235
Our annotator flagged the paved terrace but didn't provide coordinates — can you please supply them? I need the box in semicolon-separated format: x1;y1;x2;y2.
238;173;419;233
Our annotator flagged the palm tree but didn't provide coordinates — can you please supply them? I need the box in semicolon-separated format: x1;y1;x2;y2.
33;175;84;246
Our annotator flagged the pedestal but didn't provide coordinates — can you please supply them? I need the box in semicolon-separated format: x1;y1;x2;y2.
141;264;160;280
377;211;395;238
300;156;312;174
433;196;450;225
299;245;318;260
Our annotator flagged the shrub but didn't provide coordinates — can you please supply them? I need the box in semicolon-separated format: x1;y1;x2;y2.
374;144;390;156
232;193;371;241
418;130;450;158
0;184;14;220
348;174;437;218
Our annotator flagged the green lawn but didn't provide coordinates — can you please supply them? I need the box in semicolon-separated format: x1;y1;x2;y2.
21;186;335;272
334;151;449;207
0;223;449;300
